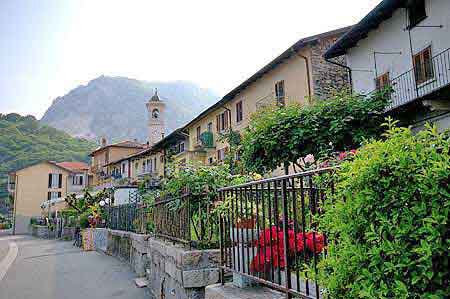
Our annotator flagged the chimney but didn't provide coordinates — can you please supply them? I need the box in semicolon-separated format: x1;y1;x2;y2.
100;137;107;147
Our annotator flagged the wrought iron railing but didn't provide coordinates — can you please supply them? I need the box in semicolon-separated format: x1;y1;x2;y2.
200;131;215;148
255;92;290;110
386;47;450;110
218;168;336;299
106;202;149;234
152;193;220;249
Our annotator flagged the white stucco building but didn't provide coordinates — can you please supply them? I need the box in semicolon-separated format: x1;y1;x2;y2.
325;0;450;130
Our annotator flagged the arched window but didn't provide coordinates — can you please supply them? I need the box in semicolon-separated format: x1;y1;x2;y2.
152;108;159;119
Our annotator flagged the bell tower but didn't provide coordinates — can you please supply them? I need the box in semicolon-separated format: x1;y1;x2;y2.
146;89;166;145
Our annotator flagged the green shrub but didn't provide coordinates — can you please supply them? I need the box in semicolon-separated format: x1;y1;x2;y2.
79;211;90;229
317;122;450;298
241;90;389;173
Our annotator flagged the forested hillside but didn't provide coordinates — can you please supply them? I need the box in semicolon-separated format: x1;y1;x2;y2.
0;113;96;203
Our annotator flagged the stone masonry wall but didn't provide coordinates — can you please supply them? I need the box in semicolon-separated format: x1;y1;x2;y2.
310;36;350;100
93;229;220;299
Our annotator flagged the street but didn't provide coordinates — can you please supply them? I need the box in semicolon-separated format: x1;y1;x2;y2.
0;234;149;299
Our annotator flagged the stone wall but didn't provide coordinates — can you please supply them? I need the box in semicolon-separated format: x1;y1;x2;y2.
310;36;350;100
93;229;221;299
31;225;53;238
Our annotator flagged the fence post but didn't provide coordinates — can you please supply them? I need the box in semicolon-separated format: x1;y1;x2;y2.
281;177;292;299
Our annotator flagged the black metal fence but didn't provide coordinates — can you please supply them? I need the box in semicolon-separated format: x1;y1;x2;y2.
152;193;220;249
106;202;149;234
388;47;450;110
218;168;336;299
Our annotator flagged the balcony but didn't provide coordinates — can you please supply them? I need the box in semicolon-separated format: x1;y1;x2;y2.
199;132;214;148
386;48;450;110
255;92;291;110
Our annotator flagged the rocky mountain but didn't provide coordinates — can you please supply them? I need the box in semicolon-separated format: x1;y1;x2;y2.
40;76;218;142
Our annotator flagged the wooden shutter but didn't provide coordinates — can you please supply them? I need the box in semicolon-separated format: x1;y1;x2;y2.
224;112;229;130
48;174;52;188
80;176;83;186
57;192;62;198
58;174;62;188
216;115;220;132
47;192;51;201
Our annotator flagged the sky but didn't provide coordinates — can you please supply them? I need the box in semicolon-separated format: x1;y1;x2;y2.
0;0;381;119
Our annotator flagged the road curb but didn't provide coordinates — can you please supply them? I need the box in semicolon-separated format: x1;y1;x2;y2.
0;241;18;282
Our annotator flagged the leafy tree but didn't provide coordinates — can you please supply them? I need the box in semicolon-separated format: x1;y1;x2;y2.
316;121;450;298
0;113;95;200
241;90;389;173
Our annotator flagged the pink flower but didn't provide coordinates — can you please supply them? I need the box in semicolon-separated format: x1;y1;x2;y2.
350;149;357;155
338;152;347;160
304;154;315;164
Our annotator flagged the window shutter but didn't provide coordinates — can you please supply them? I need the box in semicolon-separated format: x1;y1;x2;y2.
58;174;62;188
216;115;220;132
48;174;52;188
57;192;62;198
224;112;229;129
47;192;51;201
80;176;83;186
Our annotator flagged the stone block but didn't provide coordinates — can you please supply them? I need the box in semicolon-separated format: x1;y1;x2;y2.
165;260;183;282
182;268;219;288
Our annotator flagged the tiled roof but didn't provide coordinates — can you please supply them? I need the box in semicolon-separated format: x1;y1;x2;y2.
89;140;147;156
55;161;89;171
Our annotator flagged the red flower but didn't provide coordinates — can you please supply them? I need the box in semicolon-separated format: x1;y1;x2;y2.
349;149;357;155
258;226;279;247
305;232;325;253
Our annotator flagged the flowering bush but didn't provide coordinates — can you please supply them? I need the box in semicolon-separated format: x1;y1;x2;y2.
241;90;389;173
250;225;325;273
316;122;450;298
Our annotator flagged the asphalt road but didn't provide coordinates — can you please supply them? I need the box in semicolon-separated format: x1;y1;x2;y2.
0;235;150;299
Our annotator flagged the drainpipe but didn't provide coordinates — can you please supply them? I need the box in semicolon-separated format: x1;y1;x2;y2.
325;57;353;92
290;47;312;100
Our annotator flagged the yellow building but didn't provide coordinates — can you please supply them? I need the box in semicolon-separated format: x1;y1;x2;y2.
8;161;89;234
182;27;351;167
89;139;147;188
105;128;188;187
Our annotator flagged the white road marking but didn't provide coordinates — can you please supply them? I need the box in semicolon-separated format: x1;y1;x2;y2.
0;241;19;282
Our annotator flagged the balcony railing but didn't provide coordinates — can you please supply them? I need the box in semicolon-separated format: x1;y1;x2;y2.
200;131;214;148
256;92;290;110
386;47;450;110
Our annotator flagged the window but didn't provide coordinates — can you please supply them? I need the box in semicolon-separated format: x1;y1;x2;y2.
408;0;426;28
216;111;229;132
72;175;84;186
179;142;185;153
152;108;159;119
135;162;139;171
142;160;146;173
275;80;285;106
122;163;126;174
48;173;62;189
196;126;201;143
47;191;61;201
375;72;390;91
216;147;229;162
413;46;434;84
208;157;214;164
207;122;213;132
154;157;157;171
105;150;109;164
236;101;243;123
